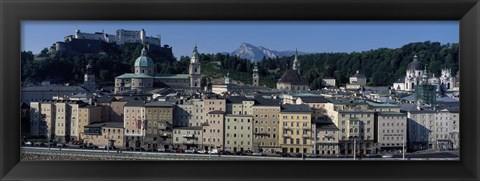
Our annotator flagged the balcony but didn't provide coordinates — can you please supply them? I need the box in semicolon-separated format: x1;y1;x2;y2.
302;134;311;138
302;126;311;130
182;134;194;138
282;134;290;138
283;126;290;130
160;133;170;137
323;134;335;139
253;132;269;136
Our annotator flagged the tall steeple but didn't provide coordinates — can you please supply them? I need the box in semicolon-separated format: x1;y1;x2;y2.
421;64;429;84
252;62;259;86
292;48;300;74
84;61;96;92
141;44;148;56
225;71;231;85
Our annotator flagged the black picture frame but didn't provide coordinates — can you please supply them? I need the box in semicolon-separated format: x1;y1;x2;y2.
1;0;479;180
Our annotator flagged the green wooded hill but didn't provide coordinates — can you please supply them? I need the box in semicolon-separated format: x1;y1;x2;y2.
21;41;459;90
296;41;459;88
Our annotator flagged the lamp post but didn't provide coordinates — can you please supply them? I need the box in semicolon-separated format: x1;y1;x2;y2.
48;130;51;151
209;137;211;158
349;136;358;160
353;137;356;160
402;133;406;160
302;136;305;160
106;129;110;153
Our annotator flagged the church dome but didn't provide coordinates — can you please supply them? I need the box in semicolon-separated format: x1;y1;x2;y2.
407;55;424;71
134;47;154;67
134;56;154;67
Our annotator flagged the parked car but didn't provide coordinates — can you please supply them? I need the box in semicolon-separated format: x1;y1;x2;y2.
81;143;97;149
157;148;167;152
208;149;219;154
252;152;265;156
56;143;65;148
185;149;198;153
24;141;32;146
382;154;393;158
34;142;44;146
365;154;380;158
144;147;156;152
305;154;318;158
279;152;291;157
295;153;307;158
220;150;232;155
197;149;207;154
175;148;185;153
98;145;106;149
243;150;253;155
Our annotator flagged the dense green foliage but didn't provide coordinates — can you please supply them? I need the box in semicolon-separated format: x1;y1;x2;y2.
262;41;459;89
22;43;179;85
22;41;459;90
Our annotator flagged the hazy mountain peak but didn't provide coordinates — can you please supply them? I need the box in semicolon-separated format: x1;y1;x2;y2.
231;43;307;61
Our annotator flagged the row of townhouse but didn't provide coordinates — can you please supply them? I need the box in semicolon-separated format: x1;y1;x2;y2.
29;94;460;155
29;100;102;143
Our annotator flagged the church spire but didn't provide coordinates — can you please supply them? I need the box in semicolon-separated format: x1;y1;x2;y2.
191;44;200;63
252;62;259;86
141;44;148;56
292;48;300;74
225;71;231;85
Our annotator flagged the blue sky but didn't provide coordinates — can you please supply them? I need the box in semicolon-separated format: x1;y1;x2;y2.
22;21;459;58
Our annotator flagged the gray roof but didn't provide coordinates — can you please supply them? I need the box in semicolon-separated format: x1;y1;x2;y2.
125;100;145;107
96;97;116;103
226;96;248;104
117;96;145;102
316;123;339;131
144;101;174;107
394;78;405;83
281;104;312;113
400;104;437;113
22;86;88;92
278;69;308;84
79;104;99;108
253;96;281;107
71;92;94;98
351;72;366;79
299;96;329;103
86;122;124;128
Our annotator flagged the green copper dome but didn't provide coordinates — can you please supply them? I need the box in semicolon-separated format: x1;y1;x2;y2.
134;56;154;67
134;47;154;67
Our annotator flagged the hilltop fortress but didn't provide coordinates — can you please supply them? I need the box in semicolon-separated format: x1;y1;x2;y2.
52;29;168;56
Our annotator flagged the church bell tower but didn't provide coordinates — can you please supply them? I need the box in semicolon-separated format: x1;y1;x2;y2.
189;45;202;88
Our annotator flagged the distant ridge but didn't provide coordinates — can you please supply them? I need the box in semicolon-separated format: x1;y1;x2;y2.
231;43;308;61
